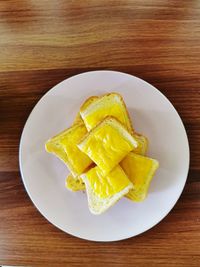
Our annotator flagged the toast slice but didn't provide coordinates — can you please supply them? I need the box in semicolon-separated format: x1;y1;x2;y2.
80;93;133;132
73;96;99;125
45;123;93;176
120;152;159;202
81;165;133;214
65;174;85;191
78;117;138;175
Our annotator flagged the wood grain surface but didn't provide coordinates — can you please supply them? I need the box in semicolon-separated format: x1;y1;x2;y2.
0;0;200;266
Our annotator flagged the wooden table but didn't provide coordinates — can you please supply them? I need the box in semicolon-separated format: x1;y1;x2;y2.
0;1;200;266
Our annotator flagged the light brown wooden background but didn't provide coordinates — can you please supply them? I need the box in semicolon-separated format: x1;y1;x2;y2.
0;1;200;266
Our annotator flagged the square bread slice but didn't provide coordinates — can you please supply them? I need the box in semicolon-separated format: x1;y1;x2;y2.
45;123;93;176
81;165;133;214
78;117;138;175
80;92;133;132
120;152;159;202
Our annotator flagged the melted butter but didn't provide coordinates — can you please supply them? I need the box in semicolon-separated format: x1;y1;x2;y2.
46;124;92;175
83;96;132;131
46;143;68;163
81;124;134;175
86;165;131;198
66;174;85;191
132;133;148;155
121;152;159;201
59;124;92;174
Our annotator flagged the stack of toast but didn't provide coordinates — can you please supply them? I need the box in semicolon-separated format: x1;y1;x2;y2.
45;93;159;214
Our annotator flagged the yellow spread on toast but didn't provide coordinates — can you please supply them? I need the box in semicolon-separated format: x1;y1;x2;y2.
78;118;137;175
85;165;131;198
45;124;92;176
80;93;133;132
121;152;159;201
45;92;159;214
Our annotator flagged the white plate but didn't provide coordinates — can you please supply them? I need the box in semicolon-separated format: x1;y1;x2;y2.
19;70;189;241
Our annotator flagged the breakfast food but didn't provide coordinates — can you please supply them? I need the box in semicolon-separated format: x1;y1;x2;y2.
45;92;159;214
65;174;85;191
45;123;92;176
77;117;138;175
81;165;133;214
80;93;133;132
73;96;99;125
132;133;148;155
121;152;159;201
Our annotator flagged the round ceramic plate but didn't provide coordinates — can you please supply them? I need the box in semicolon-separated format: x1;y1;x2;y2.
19;70;189;241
